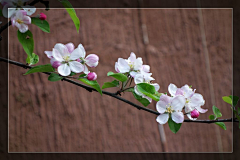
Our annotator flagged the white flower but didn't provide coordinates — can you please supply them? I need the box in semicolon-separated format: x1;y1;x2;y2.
50;43;84;76
77;44;99;74
134;73;159;103
115;52;143;77
168;83;207;120
156;94;186;124
11;10;31;33
2;0;36;18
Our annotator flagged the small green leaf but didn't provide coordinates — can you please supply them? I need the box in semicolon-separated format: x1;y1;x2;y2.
215;122;226;130
78;78;102;95
69;72;76;76
222;96;232;105
48;73;63;81
24;64;54;75
209;115;215;120
212;105;222;118
107;71;128;82
132;91;150;107
229;95;239;107
59;0;80;33
124;87;134;92
168;117;182;133
17;30;34;57
137;83;160;101
102;80;119;89
31;17;50;33
79;73;87;78
26;53;39;66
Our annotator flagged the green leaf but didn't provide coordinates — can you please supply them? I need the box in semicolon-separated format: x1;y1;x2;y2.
209;115;215;120
69;72;76;76
79;73;87;78
78;78;102;95
229;95;239;107
17;30;34;57
215;122;226;130
136;83;160;101
212;105;222;118
168;117;182;133
107;71;128;82
222;96;232;105
24;64;54;75
102;80;119;89
48;73;63;81
26;53;39;66
59;0;80;33
31;17;50;33
124;88;134;92
132;91;150;107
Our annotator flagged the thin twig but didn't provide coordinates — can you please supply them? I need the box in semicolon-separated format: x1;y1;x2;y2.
0;57;238;123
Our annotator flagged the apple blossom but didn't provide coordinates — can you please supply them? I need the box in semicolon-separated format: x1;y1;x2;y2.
115;52;143;77
46;43;85;76
11;10;31;33
87;72;97;81
1;0;36;18
156;94;186;124
77;44;99;74
190;109;200;119
134;73;159;103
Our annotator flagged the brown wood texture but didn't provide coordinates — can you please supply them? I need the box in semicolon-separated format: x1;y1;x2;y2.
8;9;232;152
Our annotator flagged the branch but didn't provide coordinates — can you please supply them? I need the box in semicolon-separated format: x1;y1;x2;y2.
0;0;42;39
0;57;238;124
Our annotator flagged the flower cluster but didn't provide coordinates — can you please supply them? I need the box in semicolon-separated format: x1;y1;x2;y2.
115;52;160;102
45;43;99;79
1;0;47;33
156;83;207;124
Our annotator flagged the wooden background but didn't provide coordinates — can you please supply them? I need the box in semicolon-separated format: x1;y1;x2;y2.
7;8;232;152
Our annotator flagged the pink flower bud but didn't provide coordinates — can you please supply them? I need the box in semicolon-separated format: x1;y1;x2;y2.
52;61;62;69
85;54;99;67
39;13;47;20
76;58;81;62
190;109;200;118
87;72;97;81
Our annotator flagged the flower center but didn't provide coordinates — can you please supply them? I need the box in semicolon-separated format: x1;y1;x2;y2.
16;19;23;24
63;55;70;62
165;104;174;113
186;99;190;103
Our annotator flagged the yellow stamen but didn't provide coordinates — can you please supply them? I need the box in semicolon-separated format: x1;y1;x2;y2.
16;19;23;24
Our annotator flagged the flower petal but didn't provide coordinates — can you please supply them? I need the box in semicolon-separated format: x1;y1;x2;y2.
58;64;71;76
77;44;86;58
134;74;144;84
171;96;186;111
133;57;143;71
23;6;36;16
156;114;169;124
65;42;75;53
159;94;171;104
54;43;69;56
130;71;138;78
152;83;160;92
22;15;31;24
69;61;84;73
156;100;168;114
128;52;136;62
70;48;82;60
117;58;130;73
171;112;184;123
83;64;89;74
190;93;205;107
187;113;197;120
134;86;144;96
44;51;53;58
52;48;64;62
195;106;208;113
142;65;150;73
168;83;177;96
18;24;28;33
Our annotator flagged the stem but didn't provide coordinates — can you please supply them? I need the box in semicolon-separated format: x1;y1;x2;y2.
0;57;238;124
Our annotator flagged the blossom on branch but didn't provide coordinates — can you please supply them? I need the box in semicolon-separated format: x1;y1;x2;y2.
11;10;31;33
